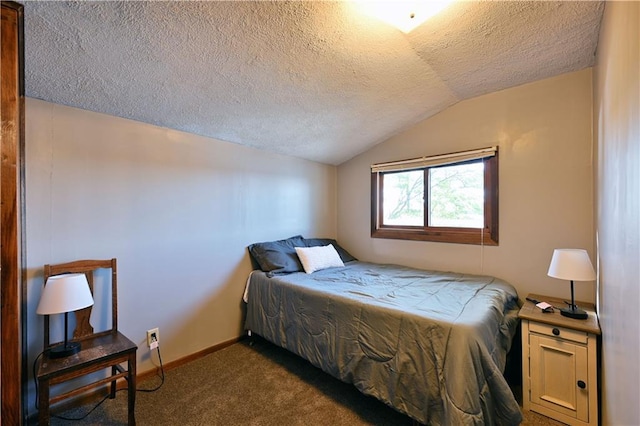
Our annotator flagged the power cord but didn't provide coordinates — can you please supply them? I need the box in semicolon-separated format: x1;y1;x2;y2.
137;345;165;392
52;393;113;421
33;344;166;421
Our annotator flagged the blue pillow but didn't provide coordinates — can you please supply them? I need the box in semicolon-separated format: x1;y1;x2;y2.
303;238;357;263
248;235;305;276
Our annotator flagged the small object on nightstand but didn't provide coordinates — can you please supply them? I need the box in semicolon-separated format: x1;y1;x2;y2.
526;297;554;312
535;301;554;313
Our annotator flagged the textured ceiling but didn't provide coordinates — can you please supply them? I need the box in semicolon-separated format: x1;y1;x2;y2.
23;1;604;165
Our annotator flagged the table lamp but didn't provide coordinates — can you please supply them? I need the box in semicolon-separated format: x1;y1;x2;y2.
37;273;94;358
547;248;596;320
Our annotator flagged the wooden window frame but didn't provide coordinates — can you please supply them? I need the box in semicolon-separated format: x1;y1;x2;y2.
371;153;499;245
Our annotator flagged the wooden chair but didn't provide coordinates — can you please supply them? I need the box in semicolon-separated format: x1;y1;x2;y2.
36;259;137;425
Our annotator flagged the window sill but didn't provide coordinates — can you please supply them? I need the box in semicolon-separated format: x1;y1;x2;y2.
371;227;498;246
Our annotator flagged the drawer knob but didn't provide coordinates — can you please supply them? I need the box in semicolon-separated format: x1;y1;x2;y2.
577;380;586;389
552;328;560;336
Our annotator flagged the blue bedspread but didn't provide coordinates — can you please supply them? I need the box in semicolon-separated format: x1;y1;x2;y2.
244;261;522;425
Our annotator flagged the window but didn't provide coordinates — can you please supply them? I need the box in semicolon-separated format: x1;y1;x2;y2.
371;147;498;245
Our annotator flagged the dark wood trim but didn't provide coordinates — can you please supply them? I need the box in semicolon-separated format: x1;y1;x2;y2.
372;226;498;246
137;335;244;383
423;169;429;227
1;2;25;424
370;173;379;236
485;153;499;244
371;149;499;246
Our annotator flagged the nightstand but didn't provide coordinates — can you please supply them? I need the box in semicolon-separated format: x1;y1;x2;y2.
519;293;600;426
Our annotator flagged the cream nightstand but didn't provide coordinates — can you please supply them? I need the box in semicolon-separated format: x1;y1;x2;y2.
519;294;600;426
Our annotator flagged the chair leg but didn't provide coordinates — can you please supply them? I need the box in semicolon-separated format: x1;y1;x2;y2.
38;378;51;426
110;365;118;398
128;354;137;425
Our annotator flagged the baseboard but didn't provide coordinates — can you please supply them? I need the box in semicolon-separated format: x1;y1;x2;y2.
138;335;244;383
30;335;245;423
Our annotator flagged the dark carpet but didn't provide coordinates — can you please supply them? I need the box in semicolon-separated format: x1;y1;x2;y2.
48;337;561;425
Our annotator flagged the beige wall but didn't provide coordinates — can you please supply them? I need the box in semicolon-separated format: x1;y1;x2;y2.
24;98;337;415
337;69;595;302
593;2;640;424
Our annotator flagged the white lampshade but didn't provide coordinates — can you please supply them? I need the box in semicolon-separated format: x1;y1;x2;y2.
37;273;94;315
547;249;596;282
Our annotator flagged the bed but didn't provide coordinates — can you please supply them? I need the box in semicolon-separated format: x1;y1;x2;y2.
244;237;522;425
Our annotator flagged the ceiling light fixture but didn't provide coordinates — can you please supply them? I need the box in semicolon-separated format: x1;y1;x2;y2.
354;1;455;33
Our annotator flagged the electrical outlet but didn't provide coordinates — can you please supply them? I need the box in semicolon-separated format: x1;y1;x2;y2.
147;328;159;349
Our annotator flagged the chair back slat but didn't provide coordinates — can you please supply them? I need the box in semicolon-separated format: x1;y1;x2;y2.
73;271;95;339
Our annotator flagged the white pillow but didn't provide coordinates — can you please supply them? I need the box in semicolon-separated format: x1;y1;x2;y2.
295;244;344;274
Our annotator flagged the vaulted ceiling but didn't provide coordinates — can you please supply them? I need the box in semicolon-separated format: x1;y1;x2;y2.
23;1;604;165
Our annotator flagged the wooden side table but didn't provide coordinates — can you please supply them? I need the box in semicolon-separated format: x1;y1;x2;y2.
36;331;137;425
519;293;600;426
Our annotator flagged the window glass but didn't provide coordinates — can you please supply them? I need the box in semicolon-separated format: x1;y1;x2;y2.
428;162;484;228
382;170;424;226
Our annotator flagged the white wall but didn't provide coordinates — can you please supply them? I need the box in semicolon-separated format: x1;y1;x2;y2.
337;69;595;302
24;98;337;415
593;2;640;424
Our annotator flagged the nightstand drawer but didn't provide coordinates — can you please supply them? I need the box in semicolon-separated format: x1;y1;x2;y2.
529;322;588;344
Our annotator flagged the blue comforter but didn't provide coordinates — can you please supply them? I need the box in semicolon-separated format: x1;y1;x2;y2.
244;261;522;425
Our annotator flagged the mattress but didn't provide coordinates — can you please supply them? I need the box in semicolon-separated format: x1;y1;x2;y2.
244;261;522;425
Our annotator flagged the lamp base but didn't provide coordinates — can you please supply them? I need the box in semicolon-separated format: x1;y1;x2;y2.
560;306;588;320
49;341;81;358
